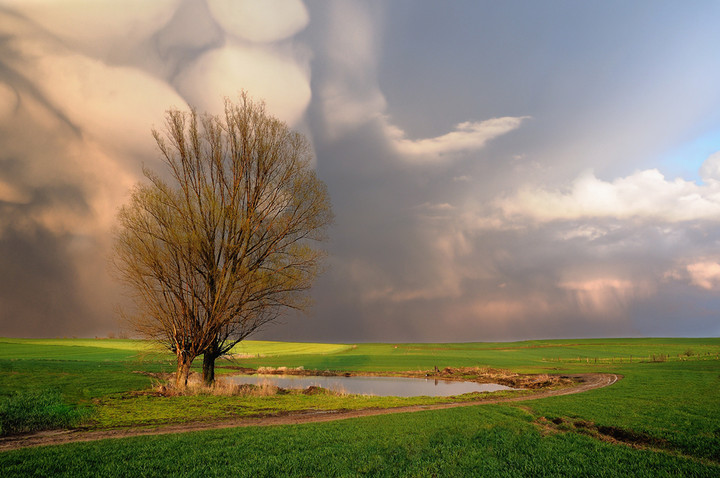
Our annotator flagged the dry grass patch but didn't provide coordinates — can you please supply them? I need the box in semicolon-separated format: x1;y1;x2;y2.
142;372;349;398
419;366;575;389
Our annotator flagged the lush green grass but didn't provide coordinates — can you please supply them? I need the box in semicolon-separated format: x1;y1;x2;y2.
0;338;164;361
2;406;717;477
529;359;720;462
0;337;356;401
1;337;719;476
0;389;88;435
91;388;531;430
0;359;166;402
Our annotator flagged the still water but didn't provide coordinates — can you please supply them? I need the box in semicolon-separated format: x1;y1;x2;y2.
225;374;515;397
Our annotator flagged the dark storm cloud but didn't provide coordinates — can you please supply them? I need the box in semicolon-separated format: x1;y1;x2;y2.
0;226;95;337
256;1;720;343
3;0;720;341
0;153;107;336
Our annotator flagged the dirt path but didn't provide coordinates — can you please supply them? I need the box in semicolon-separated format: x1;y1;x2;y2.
0;373;619;452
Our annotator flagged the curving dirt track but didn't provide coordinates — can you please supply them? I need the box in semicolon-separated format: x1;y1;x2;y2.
0;373;619;452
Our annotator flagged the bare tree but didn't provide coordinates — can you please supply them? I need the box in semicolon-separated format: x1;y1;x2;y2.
114;93;333;387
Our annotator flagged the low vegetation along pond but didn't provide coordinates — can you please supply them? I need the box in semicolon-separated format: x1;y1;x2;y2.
225;374;516;397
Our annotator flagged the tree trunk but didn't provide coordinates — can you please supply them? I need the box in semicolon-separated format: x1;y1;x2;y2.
202;352;216;386
202;340;219;386
175;350;193;388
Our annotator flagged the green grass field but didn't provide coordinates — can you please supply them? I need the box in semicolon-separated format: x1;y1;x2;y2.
1;337;719;476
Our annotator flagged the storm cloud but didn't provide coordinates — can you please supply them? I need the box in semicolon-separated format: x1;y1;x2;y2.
1;1;720;341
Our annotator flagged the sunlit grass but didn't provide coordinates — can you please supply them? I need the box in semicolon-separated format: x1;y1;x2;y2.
228;340;353;357
0;338;353;363
0;338;159;352
234;338;720;374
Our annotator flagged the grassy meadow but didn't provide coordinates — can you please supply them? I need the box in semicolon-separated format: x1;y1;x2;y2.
1;337;719;476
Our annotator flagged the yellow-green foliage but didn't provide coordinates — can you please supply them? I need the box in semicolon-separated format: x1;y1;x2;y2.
0;338;158;351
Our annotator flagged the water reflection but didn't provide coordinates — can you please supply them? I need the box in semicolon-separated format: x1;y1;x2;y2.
225;374;516;397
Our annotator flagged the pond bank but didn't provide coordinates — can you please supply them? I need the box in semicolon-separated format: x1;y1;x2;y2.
0;373;619;451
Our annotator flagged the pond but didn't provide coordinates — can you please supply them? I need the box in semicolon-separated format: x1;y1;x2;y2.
225;374;516;397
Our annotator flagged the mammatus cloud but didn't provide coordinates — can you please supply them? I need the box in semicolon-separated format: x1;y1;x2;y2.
207;0;308;43
318;1;386;138
0;0;313;337
1;0;178;60
174;42;311;126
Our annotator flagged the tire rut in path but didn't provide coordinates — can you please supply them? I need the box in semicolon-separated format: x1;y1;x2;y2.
0;373;619;451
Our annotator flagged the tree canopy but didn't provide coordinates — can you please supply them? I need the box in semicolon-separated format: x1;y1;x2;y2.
114;94;333;387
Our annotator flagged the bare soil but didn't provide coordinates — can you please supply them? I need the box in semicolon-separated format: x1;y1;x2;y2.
0;373;618;452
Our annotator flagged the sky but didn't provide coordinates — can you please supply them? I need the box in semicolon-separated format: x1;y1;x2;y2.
1;0;720;342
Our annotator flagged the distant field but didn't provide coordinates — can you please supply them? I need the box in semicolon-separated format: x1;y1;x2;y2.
2;336;717;366
1;337;719;476
230;337;720;373
0;338;352;361
228;340;353;357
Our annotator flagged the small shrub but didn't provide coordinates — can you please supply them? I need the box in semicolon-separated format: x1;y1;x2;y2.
650;354;667;363
0;389;87;436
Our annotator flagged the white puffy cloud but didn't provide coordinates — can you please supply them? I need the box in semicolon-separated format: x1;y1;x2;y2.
700;151;720;183
667;260;720;291
385;116;529;161
207;0;308;43
497;161;720;224
686;261;720;290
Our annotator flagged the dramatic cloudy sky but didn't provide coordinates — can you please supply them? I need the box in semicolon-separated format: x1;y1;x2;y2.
2;0;720;342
